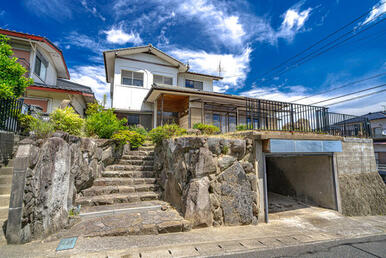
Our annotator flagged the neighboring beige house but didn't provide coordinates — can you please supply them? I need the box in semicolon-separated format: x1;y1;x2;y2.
0;29;95;117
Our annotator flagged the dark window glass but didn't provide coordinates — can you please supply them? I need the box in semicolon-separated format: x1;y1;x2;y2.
185;79;203;90
213;114;221;128
34;56;41;76
127;114;139;125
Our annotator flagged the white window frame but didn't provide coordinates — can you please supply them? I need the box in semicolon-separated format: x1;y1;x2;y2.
153;74;173;85
121;70;144;87
34;51;48;81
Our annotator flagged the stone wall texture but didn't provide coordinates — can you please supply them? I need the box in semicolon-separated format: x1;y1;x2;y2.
336;138;386;216
6;132;123;243
154;136;259;228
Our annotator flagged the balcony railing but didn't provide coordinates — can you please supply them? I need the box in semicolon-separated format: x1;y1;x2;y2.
245;98;371;137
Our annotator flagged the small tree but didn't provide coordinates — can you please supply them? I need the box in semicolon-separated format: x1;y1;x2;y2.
0;35;33;99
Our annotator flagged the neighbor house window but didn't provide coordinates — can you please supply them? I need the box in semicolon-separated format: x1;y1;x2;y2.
185;79;203;90
34;51;48;80
121;70;144;87
154;74;173;85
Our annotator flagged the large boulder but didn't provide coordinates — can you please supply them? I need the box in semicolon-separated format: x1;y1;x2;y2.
215;162;254;225
184;177;213;227
194;147;217;177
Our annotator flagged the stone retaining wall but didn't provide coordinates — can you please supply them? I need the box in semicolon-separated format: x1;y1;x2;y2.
154;136;259;228
5;132;123;244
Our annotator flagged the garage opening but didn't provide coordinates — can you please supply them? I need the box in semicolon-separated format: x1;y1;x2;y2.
265;155;338;215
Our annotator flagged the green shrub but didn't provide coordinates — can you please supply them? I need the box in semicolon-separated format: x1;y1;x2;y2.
112;130;145;149
221;145;229;154
86;108;127;139
85;102;103;116
236;124;253;131
18;113;38;134
30;119;54;138
193;123;220;135
128;125;148;136
50;107;84;136
149;124;187;145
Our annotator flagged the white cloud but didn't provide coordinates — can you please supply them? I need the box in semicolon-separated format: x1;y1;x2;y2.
69;65;110;106
276;7;312;41
80;0;106;21
65;32;105;54
104;28;143;45
170;47;252;92
360;0;386;26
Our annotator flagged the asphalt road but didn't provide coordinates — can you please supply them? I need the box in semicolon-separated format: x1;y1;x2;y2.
216;234;386;258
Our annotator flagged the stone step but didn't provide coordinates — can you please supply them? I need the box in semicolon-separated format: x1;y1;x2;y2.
121;155;154;161
0;195;10;207
79;202;162;218
0;167;13;175
117;159;154;166
75;192;160;207
138;146;155;151
0;184;11;195
81;184;158;197
102;170;155;178
124;150;154;156
93;177;156;186
0;175;12;185
105;164;154;171
0;206;8;220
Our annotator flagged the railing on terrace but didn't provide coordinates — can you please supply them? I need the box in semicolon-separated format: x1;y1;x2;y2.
0;98;24;133
245;98;371;137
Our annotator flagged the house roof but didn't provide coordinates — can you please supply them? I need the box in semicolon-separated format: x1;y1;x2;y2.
103;44;223;83
181;71;223;80
0;28;70;80
340;111;386;124
28;79;95;103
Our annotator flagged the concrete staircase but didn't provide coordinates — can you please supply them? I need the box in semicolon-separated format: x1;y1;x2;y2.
68;143;190;237
0;159;13;242
76;144;160;207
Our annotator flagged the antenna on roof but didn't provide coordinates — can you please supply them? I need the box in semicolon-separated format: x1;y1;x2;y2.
218;60;223;77
187;60;190;70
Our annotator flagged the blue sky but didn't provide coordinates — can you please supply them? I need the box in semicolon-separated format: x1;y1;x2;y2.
0;0;385;115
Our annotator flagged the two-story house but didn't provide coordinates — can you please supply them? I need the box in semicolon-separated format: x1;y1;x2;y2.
0;29;95;117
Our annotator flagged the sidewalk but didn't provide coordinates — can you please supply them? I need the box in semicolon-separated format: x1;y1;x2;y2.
1;206;385;257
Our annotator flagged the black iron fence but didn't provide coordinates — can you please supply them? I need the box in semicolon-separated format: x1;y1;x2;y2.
0;98;24;133
245;98;371;137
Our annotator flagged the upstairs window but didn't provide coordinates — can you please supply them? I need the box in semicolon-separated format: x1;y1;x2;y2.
153;74;173;85
185;79;203;90
121;70;144;87
34;51;48;80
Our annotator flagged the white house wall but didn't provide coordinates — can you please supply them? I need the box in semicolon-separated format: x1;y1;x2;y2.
112;53;179;111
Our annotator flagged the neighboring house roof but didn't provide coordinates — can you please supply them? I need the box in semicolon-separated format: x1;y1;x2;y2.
0;28;70;80
103;44;223;82
339;111;386;124
28;79;95;103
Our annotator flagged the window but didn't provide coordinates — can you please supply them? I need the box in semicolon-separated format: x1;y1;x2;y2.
154;74;173;85
34;51;48;80
121;70;144;87
185;79;203;90
127;114;139;126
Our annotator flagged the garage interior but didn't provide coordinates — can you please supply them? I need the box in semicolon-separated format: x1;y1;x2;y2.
265;155;338;215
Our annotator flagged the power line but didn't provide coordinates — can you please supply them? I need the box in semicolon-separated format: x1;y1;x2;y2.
292;72;386;103
309;83;386;105
257;4;385;81
326;88;386;106
260;15;386;86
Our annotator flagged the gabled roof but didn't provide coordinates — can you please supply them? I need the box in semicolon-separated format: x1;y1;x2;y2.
0;28;70;79
340;111;386;124
103;44;188;83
